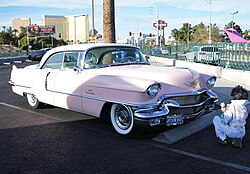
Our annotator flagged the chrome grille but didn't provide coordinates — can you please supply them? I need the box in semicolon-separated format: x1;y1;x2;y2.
162;91;208;106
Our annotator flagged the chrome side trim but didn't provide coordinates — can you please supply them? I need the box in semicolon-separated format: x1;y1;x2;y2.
8;80;31;89
8;80;15;86
46;89;82;98
45;89;218;120
81;94;158;109
44;88;157;109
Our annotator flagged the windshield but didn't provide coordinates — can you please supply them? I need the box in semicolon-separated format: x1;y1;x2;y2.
201;47;219;52
84;46;149;68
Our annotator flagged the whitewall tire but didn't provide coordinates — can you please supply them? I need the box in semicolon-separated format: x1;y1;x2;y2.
110;104;135;136
26;93;42;109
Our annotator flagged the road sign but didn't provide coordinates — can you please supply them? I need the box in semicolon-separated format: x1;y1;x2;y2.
29;25;55;36
89;35;96;43
153;20;167;30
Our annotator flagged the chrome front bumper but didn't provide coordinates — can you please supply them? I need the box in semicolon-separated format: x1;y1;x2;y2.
133;90;218;126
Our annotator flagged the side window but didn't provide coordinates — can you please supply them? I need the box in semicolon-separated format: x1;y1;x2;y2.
63;52;78;69
43;53;64;69
85;52;97;68
193;47;198;52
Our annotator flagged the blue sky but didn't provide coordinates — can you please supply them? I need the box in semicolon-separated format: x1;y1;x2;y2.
0;0;249;39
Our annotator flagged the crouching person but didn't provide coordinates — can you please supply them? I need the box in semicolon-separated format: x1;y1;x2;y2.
213;85;249;148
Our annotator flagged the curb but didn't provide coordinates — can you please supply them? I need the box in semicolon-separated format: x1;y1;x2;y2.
152;110;221;144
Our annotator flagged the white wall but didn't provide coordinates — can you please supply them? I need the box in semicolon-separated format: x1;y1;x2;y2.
148;56;250;87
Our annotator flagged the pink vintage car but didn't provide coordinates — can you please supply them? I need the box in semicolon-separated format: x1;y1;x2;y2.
9;44;218;137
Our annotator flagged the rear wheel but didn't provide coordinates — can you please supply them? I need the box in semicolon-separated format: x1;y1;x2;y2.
26;93;43;109
110;103;135;137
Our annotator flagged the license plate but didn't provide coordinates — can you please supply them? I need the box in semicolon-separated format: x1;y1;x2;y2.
166;115;184;126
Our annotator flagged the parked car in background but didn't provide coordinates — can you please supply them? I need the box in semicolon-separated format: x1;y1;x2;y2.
160;48;170;55
186;46;221;63
9;44;218;137
150;48;162;56
28;48;51;61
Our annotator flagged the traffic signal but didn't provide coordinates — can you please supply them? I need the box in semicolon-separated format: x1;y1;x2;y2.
129;31;132;36
139;32;142;37
149;33;152;37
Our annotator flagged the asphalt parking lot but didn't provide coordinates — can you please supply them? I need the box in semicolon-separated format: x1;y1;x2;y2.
1;61;250;174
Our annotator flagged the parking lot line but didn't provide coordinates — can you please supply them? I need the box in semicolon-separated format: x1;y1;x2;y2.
0;102;63;121
152;143;250;172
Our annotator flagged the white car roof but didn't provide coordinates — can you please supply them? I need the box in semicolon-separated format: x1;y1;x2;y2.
49;43;136;52
40;43;137;66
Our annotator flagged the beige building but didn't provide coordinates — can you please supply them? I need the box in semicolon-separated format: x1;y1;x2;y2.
42;15;67;41
42;14;89;43
12;18;31;33
66;14;89;43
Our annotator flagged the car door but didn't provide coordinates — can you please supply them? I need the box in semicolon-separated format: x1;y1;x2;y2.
53;51;85;112
33;52;64;106
185;49;194;61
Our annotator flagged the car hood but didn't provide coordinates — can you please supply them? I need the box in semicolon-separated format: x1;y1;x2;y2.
85;65;207;94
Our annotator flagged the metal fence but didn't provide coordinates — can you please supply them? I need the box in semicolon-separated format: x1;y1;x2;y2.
0;50;28;58
140;42;250;71
1;43;250;71
0;44;28;58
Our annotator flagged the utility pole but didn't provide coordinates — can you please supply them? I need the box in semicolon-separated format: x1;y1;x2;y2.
91;0;95;36
156;2;159;46
187;23;190;46
51;34;53;47
26;17;30;55
204;0;212;44
231;11;238;42
231;11;238;29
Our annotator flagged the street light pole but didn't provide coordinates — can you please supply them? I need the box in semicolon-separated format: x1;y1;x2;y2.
187;23;190;46
26;17;30;55
91;0;95;36
231;11;238;42
231;11;238;29
156;1;159;46
204;0;212;44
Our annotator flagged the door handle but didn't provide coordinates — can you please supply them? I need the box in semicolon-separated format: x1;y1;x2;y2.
45;72;51;90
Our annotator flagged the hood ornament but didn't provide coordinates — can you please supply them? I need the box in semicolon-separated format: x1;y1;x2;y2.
184;69;201;89
185;79;199;88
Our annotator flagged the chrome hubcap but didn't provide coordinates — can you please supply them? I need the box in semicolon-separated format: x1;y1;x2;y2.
114;105;132;130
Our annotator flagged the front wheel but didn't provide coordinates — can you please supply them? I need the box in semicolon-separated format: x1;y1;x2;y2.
110;104;135;137
26;93;43;109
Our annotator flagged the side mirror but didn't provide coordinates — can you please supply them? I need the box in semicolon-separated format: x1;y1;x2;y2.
145;55;150;60
74;66;82;73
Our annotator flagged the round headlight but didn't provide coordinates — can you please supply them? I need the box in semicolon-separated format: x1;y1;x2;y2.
147;83;161;97
206;77;216;89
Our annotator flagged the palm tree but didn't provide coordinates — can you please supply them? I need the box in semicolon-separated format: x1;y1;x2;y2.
103;0;116;43
12;29;18;37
